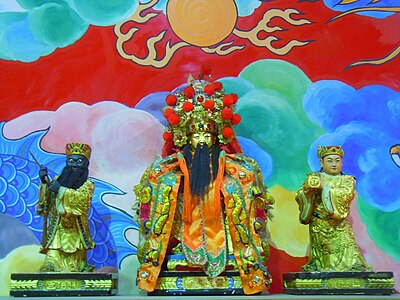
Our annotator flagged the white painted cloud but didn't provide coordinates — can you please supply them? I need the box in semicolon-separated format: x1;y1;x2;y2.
0;0;26;12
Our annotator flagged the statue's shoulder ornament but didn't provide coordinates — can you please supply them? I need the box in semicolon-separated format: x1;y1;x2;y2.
145;153;181;177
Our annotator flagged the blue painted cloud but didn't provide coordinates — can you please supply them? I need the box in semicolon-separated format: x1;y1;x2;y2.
304;81;400;212
324;0;398;19
0;0;138;62
234;0;262;17
237;136;274;183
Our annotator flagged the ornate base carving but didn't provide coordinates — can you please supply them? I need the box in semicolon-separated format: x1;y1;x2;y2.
148;254;244;295
9;272;118;297
149;270;244;296
283;271;394;295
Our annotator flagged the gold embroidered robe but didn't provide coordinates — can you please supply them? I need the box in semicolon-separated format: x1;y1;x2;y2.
135;151;274;294
296;172;371;272
37;179;95;271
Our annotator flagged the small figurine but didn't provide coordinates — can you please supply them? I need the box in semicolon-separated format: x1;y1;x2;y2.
36;142;95;272
134;72;274;295
295;145;371;272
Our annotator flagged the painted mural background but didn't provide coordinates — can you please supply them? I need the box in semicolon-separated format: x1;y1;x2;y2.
0;0;399;295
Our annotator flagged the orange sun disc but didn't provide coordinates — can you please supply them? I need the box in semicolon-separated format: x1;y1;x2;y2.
167;0;238;47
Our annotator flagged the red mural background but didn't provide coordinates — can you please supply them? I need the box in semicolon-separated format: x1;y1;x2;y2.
1;1;399;121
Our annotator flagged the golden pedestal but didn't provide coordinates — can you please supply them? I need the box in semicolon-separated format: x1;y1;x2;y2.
283;271;394;295
148;254;245;295
10;272;118;297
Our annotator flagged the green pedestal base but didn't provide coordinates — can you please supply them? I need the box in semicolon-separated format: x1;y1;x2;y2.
283;271;394;295
10;272;118;297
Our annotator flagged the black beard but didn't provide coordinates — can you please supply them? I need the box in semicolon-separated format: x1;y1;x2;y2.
56;165;88;189
183;144;220;198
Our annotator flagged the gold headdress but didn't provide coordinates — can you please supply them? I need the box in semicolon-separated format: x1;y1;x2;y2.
65;142;92;160
317;145;344;159
162;74;241;147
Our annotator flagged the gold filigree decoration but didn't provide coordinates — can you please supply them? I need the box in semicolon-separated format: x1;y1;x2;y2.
156;276;179;290
231;193;249;244
157;275;242;290
143;238;161;265
284;278;322;288
329;5;399;20
346;43;400;68
115;4;312;67
84;279;114;289
338;0;381;3
115;28;188;68
329;6;400;68
368;278;395;288
337;0;381;4
167;257;237;271
10;280;38;290
201;41;244;55
154;185;172;235
114;1;188;68
325;278;365;288
285;276;395;290
134;184;151;204
233;8;312;56
132;0;159;23
41;279;82;290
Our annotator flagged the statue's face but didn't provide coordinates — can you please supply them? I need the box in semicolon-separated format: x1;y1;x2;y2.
67;154;89;170
188;131;216;150
320;154;342;175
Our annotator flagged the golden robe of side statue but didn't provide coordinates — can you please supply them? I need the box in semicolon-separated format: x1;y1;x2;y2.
36;142;95;272
134;75;274;294
295;145;371;272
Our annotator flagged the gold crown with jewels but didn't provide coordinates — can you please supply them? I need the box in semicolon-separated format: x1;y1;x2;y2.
65;142;92;160
162;73;241;147
317;145;344;158
187;120;218;134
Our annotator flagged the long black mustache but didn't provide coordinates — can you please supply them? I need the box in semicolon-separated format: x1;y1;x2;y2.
56;165;88;189
183;144;220;198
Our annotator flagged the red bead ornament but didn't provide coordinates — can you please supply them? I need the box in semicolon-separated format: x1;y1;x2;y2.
163;131;173;141
182;102;194;112
204;84;215;96
231;93;238;104
168;113;180;125
184;86;195;99
221;107;233;120
222;127;234;138
197;95;204;103
166;94;177;106
222;94;234;107
213;82;223;91
164;108;175;118
203;100;215;110
164;108;174;118
231;114;241;125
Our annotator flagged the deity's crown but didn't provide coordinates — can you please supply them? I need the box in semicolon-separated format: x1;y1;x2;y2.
162;69;241;147
65;142;92;160
187;120;218;134
317;145;344;158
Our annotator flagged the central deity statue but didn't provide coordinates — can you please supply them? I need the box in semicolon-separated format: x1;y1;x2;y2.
134;73;274;295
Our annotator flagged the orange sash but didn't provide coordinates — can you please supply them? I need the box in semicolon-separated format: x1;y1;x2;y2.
181;153;227;277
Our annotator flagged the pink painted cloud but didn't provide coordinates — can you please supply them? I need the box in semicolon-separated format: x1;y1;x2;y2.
4;100;164;213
